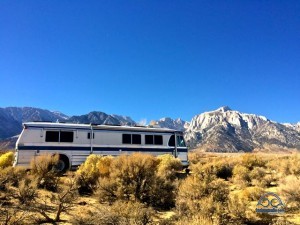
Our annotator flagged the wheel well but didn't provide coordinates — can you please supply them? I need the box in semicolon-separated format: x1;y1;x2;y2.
57;154;70;170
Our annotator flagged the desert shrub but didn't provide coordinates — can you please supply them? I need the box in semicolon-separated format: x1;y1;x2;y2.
190;162;217;182
174;215;213;225
0;167;27;191
71;201;154;225
279;175;300;210
111;200;154;225
267;154;300;178
0;206;30;225
97;177;118;204
156;154;182;180
232;165;251;188
176;174;229;221
187;151;205;164
97;153;177;209
239;186;264;202
148;177;177;209
75;154;103;195
109;153;159;202
97;156;114;178
0;151;14;168
14;176;38;205
271;217;296;225
30;178;78;223
249;167;268;187
30;154;60;192
191;157;235;181
285;154;300;176
228;190;277;225
240;154;266;170
227;192;249;223
214;161;234;180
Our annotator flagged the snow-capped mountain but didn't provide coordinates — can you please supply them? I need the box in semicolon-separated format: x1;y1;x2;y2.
1;106;299;152
184;107;300;152
149;117;189;131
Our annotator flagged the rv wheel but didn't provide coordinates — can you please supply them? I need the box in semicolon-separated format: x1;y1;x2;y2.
54;155;70;173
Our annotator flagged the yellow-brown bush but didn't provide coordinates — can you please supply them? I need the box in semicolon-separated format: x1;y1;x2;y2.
240;154;266;170
97;155;114;178
174;215;213;225
156;154;182;180
71;200;154;225
97;177;118;204
283;154;300;176
14;176;38;205
0;151;14;168
232;165;251;188
176;174;229;220
30;154;60;192
97;153;177;209
279;175;300;210
0;167;27;191
227;192;248;222
75;154;103;195
190;157;235;182
109;153;159;202
249;167;268;187
239;186;264;202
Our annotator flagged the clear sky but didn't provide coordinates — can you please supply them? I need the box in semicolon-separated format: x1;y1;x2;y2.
1;1;300;123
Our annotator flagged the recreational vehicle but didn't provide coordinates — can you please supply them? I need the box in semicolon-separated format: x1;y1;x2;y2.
14;122;189;172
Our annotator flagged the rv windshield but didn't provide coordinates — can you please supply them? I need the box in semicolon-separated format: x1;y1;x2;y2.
177;135;186;147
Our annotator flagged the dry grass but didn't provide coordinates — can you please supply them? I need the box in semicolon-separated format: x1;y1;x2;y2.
1;152;300;225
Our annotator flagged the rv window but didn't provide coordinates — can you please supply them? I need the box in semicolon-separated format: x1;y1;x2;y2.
154;135;163;145
168;135;175;146
87;133;95;139
60;131;74;142
45;131;59;142
132;134;141;144
177;136;186;147
145;135;154;145
122;134;131;144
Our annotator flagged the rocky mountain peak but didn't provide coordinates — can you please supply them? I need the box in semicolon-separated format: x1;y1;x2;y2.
217;106;232;112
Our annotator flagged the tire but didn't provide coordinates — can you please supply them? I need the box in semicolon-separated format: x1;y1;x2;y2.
54;155;70;174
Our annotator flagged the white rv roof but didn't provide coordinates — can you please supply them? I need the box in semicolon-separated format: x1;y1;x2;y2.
23;122;180;133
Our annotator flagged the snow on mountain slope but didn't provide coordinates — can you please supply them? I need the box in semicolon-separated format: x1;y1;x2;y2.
184;107;300;152
150;117;189;131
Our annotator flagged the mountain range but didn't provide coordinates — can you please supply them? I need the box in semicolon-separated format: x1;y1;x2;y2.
0;106;299;152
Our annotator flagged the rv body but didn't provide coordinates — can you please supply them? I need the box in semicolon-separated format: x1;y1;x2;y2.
14;122;188;171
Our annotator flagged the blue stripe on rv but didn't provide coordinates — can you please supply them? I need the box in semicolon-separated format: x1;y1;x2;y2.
17;145;188;153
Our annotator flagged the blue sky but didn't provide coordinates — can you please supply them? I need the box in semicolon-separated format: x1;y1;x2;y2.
1;0;300;123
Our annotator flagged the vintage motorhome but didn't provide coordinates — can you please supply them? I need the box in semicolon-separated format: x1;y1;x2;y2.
14;122;188;172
